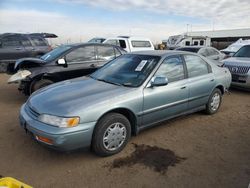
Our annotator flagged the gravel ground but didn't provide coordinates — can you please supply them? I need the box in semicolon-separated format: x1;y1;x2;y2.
0;73;249;188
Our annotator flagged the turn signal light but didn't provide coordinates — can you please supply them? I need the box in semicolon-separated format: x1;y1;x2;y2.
36;135;53;145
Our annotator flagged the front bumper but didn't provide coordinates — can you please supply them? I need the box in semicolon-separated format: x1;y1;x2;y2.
231;74;250;89
19;104;96;151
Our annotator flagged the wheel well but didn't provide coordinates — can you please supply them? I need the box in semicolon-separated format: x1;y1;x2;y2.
99;108;138;135
216;85;224;95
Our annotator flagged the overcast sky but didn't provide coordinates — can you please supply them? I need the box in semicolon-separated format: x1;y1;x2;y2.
0;0;250;43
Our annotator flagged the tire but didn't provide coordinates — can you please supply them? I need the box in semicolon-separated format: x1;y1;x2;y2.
92;113;131;157
30;79;54;94
0;63;8;73
205;88;222;115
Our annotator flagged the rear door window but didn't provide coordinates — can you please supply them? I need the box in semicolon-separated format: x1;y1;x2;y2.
30;36;47;46
66;46;95;64
184;55;210;78
20;36;32;47
97;46;116;60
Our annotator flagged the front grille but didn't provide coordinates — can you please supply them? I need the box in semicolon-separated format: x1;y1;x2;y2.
225;65;250;74
25;104;40;119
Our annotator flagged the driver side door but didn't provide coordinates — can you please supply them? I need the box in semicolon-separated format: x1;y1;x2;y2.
59;45;98;80
141;56;189;128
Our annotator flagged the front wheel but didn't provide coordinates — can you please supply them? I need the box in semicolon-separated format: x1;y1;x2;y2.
92;113;131;156
205;88;222;115
30;79;54;94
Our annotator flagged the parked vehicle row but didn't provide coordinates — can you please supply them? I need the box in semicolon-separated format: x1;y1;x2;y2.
19;50;231;156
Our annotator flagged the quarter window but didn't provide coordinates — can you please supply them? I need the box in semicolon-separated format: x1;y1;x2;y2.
184;55;209;78
66;46;95;63
155;56;185;83
97;46;115;60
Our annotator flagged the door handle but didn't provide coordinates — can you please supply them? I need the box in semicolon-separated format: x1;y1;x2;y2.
180;86;187;89
15;47;22;50
210;79;215;82
90;63;96;68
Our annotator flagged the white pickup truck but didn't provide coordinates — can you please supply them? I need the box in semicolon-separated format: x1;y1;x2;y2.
103;36;155;52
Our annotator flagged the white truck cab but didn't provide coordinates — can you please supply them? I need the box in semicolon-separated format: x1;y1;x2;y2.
103;36;155;52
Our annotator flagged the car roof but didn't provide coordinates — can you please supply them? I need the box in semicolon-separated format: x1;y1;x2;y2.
0;33;56;39
62;43;126;52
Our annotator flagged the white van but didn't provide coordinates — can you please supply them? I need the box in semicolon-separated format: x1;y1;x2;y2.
103;36;155;52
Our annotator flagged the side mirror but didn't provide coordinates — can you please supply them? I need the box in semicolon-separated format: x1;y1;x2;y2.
150;75;169;87
57;58;66;65
229;52;235;57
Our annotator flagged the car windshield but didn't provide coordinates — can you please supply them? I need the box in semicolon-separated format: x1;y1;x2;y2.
176;48;200;53
233;45;250;58
90;54;160;87
40;45;71;61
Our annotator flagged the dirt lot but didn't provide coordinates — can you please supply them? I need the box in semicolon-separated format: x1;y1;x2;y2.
0;73;249;188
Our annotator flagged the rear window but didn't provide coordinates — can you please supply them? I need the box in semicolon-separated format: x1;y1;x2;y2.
30;36;48;46
131;41;152;48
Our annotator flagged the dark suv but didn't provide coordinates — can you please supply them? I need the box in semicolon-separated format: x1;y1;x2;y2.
0;33;53;72
8;43;126;95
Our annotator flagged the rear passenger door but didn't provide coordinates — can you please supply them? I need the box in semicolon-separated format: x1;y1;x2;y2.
183;55;216;110
96;46;116;67
0;35;26;61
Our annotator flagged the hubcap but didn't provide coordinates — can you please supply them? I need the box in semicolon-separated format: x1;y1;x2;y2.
103;123;127;151
210;93;220;111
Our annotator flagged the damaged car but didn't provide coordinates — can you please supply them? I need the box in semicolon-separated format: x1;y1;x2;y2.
8;43;126;95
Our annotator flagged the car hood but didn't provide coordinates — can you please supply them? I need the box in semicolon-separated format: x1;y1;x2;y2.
27;77;136;116
14;57;46;70
222;57;250;66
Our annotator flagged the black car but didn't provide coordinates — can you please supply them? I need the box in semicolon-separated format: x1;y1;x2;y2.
0;33;54;72
8;43;126;95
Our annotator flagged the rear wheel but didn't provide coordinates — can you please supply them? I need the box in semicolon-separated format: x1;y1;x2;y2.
205;88;222;115
30;79;54;94
92;113;131;156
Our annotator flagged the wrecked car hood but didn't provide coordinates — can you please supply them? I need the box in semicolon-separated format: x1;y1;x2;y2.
14;58;46;70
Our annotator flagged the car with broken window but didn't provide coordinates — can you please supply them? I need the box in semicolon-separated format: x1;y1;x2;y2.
19;50;231;156
222;45;250;89
8;43;126;95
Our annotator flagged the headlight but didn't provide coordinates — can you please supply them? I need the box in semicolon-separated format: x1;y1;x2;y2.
38;114;80;128
8;70;31;83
